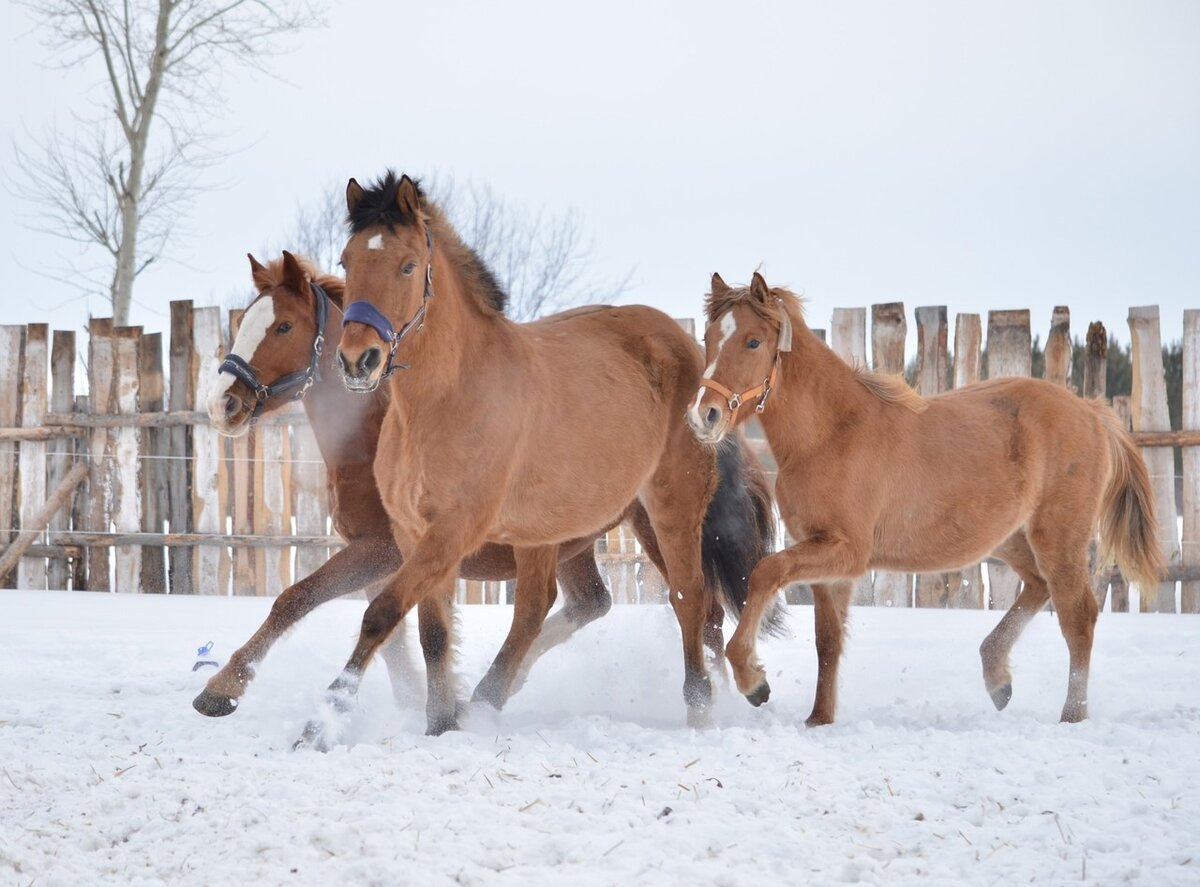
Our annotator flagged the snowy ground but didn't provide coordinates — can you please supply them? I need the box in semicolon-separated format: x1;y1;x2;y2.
1;591;1197;886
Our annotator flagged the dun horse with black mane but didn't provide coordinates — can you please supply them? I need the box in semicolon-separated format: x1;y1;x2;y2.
194;252;734;719
294;173;781;746
689;271;1162;725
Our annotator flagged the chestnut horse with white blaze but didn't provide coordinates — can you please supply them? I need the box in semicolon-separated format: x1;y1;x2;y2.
689;271;1163;725
193;252;694;718
294;173;781;746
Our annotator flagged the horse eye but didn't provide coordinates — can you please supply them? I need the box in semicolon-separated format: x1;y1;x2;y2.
747;338;761;350
277;322;292;334
401;262;417;276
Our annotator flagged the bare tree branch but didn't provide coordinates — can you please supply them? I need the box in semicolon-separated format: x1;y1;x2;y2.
11;0;323;323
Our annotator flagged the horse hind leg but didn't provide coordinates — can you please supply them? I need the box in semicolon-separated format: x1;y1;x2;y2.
979;531;1050;711
471;545;560;710
419;587;460;735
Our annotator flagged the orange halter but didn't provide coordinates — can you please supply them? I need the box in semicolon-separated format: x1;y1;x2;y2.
699;357;780;415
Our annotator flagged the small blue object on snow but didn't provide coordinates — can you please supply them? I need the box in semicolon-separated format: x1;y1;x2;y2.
192;640;219;672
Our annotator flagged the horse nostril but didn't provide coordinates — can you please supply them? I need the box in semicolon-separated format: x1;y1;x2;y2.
337;350;353;378
704;407;720;428
359;348;382;375
224;394;240;419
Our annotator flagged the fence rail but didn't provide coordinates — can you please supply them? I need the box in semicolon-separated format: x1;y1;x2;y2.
0;299;1196;613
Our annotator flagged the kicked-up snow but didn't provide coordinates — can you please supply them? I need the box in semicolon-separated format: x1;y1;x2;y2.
1;591;1197;886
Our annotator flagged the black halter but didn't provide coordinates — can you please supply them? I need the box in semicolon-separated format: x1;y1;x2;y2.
218;280;331;423
341;226;435;379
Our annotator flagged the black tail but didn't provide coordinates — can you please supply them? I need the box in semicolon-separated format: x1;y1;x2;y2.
701;433;788;638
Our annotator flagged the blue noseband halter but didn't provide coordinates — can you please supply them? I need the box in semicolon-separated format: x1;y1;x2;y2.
341;226;435;379
217;280;331;423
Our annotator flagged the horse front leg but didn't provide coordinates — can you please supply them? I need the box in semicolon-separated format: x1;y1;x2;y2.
807;581;853;726
726;531;867;713
294;523;483;750
194;537;401;717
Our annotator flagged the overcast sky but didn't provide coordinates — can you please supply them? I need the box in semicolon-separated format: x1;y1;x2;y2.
2;1;1197;360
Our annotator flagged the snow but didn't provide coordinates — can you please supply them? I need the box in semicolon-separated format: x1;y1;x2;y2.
2;591;1197;886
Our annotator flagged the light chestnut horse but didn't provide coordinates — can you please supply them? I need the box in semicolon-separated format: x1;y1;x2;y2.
193;252;677;719
296;173;781;746
688;271;1163;725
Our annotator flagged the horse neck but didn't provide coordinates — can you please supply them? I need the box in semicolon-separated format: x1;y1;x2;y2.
759;324;876;458
386;254;508;407
300;299;385;466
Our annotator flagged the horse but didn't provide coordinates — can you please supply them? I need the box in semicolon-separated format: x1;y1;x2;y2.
297;171;783;745
688;271;1163;725
196;248;777;736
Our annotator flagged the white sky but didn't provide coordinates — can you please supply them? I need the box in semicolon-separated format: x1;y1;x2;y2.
1;1;1197;358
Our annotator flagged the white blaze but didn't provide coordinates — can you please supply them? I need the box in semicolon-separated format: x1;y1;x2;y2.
689;312;738;425
207;297;276;415
367;233;384;250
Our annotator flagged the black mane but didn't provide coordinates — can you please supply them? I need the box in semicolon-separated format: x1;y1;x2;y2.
349;169;508;315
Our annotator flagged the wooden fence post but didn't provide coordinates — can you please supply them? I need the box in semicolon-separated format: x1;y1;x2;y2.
139;332;167;593
47;331;76;589
914;307;954;607
831;307;873;606
1128;306;1181;612
86;318;115;592
18;325;49;589
1044;306;1072;388
168;301;195;594
1182;310;1200;614
951;313;984;608
291;417;327;582
870;302;911;607
0;326;25;588
985;309;1031;609
226;309;256;595
1108;397;1133;612
70;393;89;591
191;307;226;594
112;327;142;592
1083;322;1107;400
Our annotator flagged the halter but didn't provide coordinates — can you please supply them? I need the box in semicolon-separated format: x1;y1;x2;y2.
699;305;792;417
217;280;330;423
341;226;435;379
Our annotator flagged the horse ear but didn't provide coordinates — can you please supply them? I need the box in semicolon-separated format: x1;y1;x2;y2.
777;306;793;353
396;174;422;221
750;271;770;302
346;178;364;214
248;253;272;292
280;250;306;293
710;272;729;295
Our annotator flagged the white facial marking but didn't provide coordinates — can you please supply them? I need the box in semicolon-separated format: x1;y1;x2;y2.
688;312;740;429
367;233;384;250
207;297;275;408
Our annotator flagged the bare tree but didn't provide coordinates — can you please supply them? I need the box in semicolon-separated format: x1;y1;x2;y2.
13;0;321;325
281;176;629;322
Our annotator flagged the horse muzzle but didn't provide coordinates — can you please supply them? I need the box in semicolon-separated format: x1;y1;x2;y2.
337;345;383;393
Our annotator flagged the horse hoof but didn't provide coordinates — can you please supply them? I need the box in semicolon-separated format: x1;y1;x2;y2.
470;681;506;711
990;683;1013;711
192;689;238;718
293;721;332;753
425;717;460;737
1060;705;1087;724
745;681;771;707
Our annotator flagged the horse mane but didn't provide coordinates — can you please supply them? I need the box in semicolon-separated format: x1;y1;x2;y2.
706;281;927;414
257;255;347;308
853;369;928;413
347;170;509;316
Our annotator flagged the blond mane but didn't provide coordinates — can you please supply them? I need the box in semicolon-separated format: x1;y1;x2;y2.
853;369;928;414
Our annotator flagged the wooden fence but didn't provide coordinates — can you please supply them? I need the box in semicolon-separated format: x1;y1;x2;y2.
0;300;1197;613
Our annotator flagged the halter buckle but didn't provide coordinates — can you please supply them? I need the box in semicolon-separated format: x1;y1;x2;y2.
728;392;742;412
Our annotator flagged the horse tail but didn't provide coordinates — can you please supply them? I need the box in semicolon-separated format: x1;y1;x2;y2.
1095;402;1165;591
702;432;788;638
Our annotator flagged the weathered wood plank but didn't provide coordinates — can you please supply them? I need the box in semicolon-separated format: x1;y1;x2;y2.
869;302;911;608
139;332;167;593
831;307;873;606
18;325;49;589
1044;306;1072;388
0;462;88;581
168;301;194;594
914;307;955;608
0;327;25;589
254;423;291;596
1083;321;1108;400
985;309;1031;609
1128;306;1181;612
226;309;256;595
1180;310;1199;614
47;331;76;589
291;420;327;582
86;319;115;592
951;313;985;609
112;327;142;593
191;307;226;594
